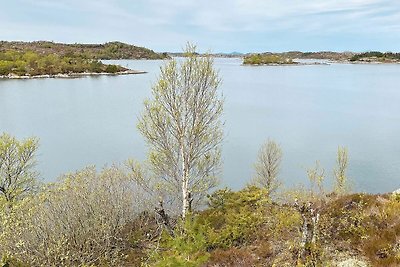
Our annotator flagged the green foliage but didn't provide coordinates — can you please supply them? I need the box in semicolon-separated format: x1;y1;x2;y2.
0;165;149;267
147;186;302;266
137;43;223;218
252;139;282;197
0;50;126;76
204;186;270;248
317;193;400;266
0;255;27;267
321;194;369;244
350;51;400;62
0;41;169;60
0;133;39;202
334;146;350;195
243;53;295;65
150;216;210;267
105;64;119;73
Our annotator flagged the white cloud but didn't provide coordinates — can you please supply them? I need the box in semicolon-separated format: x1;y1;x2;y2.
2;0;400;51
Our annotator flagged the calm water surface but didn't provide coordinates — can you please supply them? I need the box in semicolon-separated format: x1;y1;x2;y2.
1;58;399;193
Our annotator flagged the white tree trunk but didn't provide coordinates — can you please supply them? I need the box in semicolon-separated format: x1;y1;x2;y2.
182;177;189;219
181;145;189;219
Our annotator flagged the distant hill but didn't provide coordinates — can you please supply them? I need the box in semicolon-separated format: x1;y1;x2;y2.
243;51;400;65
281;51;355;61
349;51;400;63
0;41;169;60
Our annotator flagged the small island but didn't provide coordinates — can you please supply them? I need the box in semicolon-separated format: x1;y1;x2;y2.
243;53;297;65
349;51;400;63
0;50;144;79
0;41;169;79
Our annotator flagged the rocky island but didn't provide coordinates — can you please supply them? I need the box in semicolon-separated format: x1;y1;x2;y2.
0;41;169;79
349;51;400;63
243;53;297;65
243;51;400;65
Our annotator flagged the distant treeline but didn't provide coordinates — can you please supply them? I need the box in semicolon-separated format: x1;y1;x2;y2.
0;41;169;60
350;51;400;62
0;50;125;76
244;50;400;65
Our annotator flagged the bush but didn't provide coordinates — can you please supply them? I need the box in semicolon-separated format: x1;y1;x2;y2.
0;166;150;266
203;186;270;248
105;64;120;73
149;216;210;267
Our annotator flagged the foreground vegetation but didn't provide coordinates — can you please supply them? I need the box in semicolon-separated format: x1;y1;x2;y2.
1;133;399;267
1;46;399;267
0;50;128;76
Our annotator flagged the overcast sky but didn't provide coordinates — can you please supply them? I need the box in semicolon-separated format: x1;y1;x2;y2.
1;0;399;53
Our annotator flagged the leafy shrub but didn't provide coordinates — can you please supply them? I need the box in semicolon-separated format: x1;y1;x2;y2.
150;216;210;267
105;64;119;73
0;166;149;266
203;186;270;248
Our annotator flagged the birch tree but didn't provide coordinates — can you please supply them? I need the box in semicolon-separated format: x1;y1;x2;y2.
137;44;223;219
333;146;349;195
0;133;39;202
252;139;282;197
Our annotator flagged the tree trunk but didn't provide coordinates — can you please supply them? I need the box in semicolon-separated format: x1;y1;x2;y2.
182;169;189;219
295;200;320;264
181;144;190;219
155;199;174;237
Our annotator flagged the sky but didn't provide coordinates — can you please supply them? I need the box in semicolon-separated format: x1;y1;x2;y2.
1;0;400;53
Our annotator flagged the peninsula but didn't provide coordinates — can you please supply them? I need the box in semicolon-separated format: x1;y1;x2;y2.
0;41;168;78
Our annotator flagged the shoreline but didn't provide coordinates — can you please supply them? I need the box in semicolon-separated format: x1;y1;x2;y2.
242;59;400;66
0;69;147;80
242;61;330;66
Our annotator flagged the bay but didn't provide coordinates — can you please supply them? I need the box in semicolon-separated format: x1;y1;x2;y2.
1;58;399;193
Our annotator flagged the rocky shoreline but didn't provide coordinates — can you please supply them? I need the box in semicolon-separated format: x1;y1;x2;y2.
243;61;330;66
0;69;147;79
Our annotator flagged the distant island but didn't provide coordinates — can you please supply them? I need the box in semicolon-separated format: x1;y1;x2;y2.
0;41;169;60
1;41;400;77
243;51;400;65
243;53;297;65
169;50;400;65
0;41;169;78
349;51;400;63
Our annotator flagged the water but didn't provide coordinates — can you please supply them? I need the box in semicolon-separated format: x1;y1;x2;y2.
1;58;399;193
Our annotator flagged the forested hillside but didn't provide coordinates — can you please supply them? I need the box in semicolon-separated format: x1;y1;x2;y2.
0;41;169;60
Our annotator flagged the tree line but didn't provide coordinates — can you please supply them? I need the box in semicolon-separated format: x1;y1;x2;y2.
350;51;400;62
